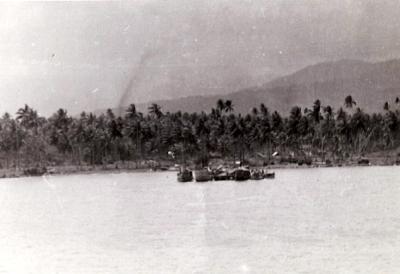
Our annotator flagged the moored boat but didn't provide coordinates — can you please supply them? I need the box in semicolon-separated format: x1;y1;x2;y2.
177;169;193;182
357;158;370;166
194;169;212;182
211;166;230;181
264;171;275;179
234;167;250;181
213;172;229;181
250;169;264;180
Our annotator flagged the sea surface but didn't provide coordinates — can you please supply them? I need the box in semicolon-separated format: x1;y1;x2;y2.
0;166;399;274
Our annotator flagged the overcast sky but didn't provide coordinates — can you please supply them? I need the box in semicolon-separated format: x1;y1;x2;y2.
1;0;400;116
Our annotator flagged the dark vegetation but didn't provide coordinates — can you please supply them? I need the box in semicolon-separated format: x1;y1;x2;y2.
1;95;400;173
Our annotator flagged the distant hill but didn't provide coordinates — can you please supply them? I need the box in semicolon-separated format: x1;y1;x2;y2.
100;59;400;116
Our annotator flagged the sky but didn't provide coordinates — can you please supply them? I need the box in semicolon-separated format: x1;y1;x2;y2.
1;0;400;116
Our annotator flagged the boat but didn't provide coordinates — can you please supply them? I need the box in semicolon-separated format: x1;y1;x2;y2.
213;172;229;181
211;166;230;181
358;158;370;166
234;167;250;181
250;169;264;180
264;171;275;179
194;169;212;182
177;169;193;182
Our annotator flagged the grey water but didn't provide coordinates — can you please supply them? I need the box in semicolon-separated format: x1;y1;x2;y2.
0;166;399;274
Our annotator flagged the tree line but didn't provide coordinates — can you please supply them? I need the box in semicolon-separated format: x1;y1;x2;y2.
0;95;399;169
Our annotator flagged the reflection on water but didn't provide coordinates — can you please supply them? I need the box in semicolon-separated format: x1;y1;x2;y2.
0;166;399;273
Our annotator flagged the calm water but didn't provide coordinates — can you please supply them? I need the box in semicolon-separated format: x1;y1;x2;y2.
0;166;399;274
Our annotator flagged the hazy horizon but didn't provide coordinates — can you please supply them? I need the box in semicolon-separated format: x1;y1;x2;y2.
2;0;400;116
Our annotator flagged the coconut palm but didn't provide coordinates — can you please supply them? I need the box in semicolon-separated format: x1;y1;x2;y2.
0;113;21;168
384;102;390;111
344;95;356;108
48;108;72;154
224;100;234;113
310;99;322;123
148;103;163;118
2;96;400;171
335;107;351;159
126;104;137;120
216;99;225;112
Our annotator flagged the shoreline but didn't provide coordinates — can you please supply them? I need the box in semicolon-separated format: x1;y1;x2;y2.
0;165;156;179
1;160;399;180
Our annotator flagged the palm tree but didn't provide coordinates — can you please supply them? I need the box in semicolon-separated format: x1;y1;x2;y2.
260;103;269;117
69;114;86;167
194;114;211;167
344;95;356;108
257;105;272;160
4;95;400;171
382;109;398;151
16;104;30;122
216;99;225;112
16;105;47;166
126;104;137;119
251;107;258;116
350;108;368;155
384;101;390;111
48;108;72;155
16;105;45;133
323;105;333;116
288;106;302;147
148;103;163;118
106;108;115;120
0;113;20;168
310;99;322;123
229;116;247;164
104;109;123;162
321;105;335;160
224;100;234;113
124;116;143;168
336;107;350;159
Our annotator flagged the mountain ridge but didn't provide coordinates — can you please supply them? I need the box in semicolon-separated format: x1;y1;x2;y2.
98;58;400;116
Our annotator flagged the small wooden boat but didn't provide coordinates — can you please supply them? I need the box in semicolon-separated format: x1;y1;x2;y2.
250;170;264;180
264;172;275;179
177;169;193;182
213;172;229;181
194;169;212;182
212;166;230;181
234;168;250;181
